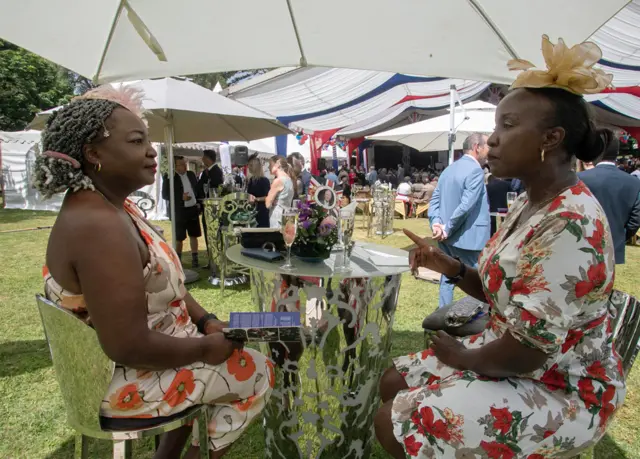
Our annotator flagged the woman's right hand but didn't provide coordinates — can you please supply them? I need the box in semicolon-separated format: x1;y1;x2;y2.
200;333;243;366
249;194;256;203
403;229;451;275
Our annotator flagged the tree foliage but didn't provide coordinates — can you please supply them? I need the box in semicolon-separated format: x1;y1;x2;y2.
0;40;75;131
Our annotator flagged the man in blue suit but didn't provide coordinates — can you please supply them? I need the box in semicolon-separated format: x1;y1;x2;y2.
429;133;491;307
579;136;640;264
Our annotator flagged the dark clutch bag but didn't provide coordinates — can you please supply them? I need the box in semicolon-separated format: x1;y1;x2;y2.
241;248;284;262
239;228;285;251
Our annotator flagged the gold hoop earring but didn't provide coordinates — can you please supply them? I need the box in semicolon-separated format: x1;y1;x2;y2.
95;162;101;172
540;149;545;163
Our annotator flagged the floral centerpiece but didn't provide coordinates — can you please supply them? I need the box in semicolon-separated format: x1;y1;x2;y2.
292;198;339;261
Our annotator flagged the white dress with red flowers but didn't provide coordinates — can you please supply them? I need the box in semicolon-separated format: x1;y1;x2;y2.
391;182;626;458
44;200;274;452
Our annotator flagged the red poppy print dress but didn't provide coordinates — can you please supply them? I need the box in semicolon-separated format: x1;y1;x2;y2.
44;200;274;452
391;182;626;458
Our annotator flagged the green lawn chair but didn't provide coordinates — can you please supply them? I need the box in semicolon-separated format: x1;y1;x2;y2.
35;294;209;459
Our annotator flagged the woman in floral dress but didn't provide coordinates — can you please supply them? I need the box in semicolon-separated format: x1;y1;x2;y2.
375;37;626;458
36;86;272;458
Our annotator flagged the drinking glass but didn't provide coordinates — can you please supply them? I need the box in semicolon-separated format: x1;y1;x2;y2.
281;208;299;271
506;192;517;210
335;209;355;273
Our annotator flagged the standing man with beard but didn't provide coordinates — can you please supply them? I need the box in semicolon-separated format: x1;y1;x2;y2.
428;132;491;307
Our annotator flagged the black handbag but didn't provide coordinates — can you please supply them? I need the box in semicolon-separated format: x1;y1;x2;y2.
239;228;285;251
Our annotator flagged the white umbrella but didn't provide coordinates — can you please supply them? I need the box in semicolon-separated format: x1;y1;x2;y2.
367;102;495;154
29;77;289;248
0;0;628;84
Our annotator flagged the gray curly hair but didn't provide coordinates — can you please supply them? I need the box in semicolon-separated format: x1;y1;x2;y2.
34;98;120;198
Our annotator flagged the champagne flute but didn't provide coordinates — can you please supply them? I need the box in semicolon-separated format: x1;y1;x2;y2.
335;209;355;273
281;208;298;271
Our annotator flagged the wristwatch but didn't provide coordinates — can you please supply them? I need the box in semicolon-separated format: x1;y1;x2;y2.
196;312;219;334
445;256;466;285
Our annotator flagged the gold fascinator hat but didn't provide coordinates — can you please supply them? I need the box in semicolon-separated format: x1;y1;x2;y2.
508;35;614;95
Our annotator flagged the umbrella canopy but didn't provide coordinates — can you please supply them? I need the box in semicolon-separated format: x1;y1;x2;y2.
368;102;496;152
0;0;628;84
28;78;289;141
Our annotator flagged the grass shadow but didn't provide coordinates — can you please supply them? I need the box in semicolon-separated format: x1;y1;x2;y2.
0;339;51;377
594;433;629;458
0;209;56;225
44;435;157;459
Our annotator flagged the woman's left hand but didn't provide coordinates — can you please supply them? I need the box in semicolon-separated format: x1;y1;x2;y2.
204;319;228;335
430;330;468;370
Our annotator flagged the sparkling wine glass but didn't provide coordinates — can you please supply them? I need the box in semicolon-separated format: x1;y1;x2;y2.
506;192;517;210
281;208;298;270
335;209;355;273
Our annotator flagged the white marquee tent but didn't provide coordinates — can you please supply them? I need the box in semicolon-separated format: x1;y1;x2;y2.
0;0;627;84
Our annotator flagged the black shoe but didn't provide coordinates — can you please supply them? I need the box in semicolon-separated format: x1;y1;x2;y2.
191;253;199;268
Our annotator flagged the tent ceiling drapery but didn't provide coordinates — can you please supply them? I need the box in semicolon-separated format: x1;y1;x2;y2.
227;67;491;136
0;1;628;84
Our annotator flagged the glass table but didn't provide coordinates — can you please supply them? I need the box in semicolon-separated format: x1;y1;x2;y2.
226;242;410;458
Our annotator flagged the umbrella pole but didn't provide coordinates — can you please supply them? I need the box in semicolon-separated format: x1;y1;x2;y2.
164;119;177;249
448;84;456;166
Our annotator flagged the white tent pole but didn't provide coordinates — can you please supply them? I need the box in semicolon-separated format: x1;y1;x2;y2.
164;113;177;248
448;84;456;166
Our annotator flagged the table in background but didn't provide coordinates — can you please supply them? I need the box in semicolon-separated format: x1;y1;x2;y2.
227;243;409;459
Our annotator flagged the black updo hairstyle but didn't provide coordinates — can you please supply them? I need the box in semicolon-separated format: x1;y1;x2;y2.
525;87;612;163
34;98;120;198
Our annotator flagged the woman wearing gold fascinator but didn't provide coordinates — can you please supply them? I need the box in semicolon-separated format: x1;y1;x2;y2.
375;35;625;458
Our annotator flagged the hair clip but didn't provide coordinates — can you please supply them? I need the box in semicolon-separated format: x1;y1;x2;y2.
102;121;111;138
43;151;81;169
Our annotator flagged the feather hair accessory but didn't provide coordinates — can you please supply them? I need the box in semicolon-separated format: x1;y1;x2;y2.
75;84;146;119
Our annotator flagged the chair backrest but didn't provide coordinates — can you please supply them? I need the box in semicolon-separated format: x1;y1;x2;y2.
35;294;114;435
608;290;640;376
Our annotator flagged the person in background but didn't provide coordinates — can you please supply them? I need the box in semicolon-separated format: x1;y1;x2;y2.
486;172;511;235
422;174;436;202
631;163;640;179
288;152;309;195
579;134;640;264
376;41;625;456
247;154;271;228
356;166;367;186
198;149;224;197
286;153;303;198
366;166;378;185
162;156;202;267
428;132;490;307
338;165;349;184
348;168;357;186
377;168;388;184
232;166;244;188
266;156;294;229
326;167;339;184
396;176;413;217
340;175;352;202
37;86;272;459
397;163;405;183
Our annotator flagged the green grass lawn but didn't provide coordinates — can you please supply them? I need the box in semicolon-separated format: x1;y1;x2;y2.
0;209;638;458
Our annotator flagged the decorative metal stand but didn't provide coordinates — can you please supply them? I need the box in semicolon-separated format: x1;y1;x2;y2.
372;188;394;237
226;243;408;459
203;193;256;291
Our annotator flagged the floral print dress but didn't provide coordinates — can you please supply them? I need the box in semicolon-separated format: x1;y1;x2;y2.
44;200;273;451
392;182;626;458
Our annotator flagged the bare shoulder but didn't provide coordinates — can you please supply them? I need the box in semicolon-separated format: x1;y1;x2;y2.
56;192;126;238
